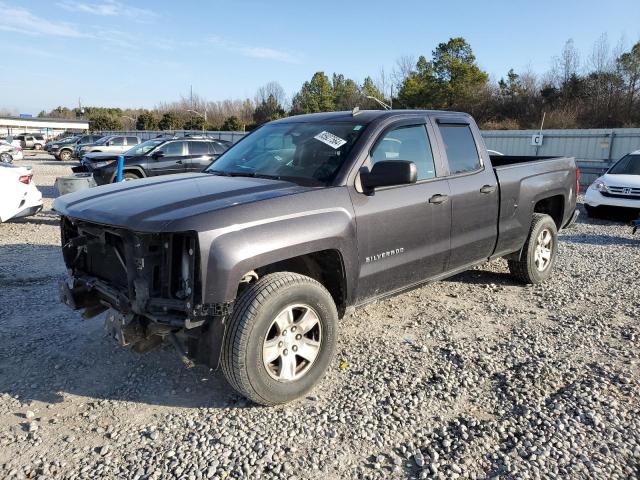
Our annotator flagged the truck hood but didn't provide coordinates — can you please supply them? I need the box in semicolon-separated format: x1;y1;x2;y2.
53;173;312;232
602;173;640;188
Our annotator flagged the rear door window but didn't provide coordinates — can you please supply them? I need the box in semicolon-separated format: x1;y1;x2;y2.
188;141;210;155
126;137;139;145
438;124;482;174
110;137;125;146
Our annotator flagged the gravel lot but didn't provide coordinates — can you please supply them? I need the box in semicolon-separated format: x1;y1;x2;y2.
1;153;639;479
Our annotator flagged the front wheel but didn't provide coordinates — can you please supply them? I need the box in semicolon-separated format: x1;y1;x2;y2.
221;272;338;405
0;152;12;163
508;213;558;284
59;149;72;161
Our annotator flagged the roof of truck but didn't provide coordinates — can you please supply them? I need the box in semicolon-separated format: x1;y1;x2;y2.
273;109;469;124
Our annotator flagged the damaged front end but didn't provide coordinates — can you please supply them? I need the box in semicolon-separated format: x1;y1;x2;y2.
58;217;226;367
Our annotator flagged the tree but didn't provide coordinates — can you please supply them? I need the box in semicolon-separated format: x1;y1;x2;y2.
221;116;242;131
136;111;158;130
183;115;206;130
253;94;285;125
89;113;121;131
255;82;287;110
431;37;489;109
618;42;640;122
158;112;183;130
332;74;361;110
291;72;334;114
361;76;387;109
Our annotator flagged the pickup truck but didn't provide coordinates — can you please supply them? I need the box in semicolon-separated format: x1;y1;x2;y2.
54;110;579;405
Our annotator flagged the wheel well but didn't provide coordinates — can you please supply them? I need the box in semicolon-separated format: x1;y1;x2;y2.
534;195;564;228
123;169;143;177
252;250;347;317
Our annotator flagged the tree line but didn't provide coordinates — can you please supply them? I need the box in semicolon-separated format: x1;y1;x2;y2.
38;34;640;131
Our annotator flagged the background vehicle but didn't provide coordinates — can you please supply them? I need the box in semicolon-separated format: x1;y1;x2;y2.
73;137;231;184
54;110;578;405
585;150;640;218
15;133;45;150
76;135;140;158
0;164;43;222
47;134;104;161
0;140;23;163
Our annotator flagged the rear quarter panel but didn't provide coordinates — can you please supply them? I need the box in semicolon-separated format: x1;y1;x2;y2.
493;157;577;256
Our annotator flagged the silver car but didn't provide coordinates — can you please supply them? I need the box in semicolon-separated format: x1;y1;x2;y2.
76;135;140;157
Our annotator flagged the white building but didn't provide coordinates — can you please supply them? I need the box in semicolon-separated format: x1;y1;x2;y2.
0;116;89;139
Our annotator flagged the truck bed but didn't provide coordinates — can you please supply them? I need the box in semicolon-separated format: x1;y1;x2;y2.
490;155;578;258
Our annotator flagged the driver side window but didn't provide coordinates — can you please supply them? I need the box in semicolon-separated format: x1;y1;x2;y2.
370;125;436;180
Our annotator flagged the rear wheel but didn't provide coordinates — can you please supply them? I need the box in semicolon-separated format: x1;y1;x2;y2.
34;143;42;150
221;272;338;405
508;213;558;284
0;152;12;163
59;149;72;161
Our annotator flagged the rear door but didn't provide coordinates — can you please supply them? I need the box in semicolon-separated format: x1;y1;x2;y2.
350;119;451;302
148;140;187;176
431;117;499;270
186;141;216;171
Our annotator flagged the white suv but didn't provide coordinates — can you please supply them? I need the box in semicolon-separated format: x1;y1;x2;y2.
585;150;640;216
77;136;140;157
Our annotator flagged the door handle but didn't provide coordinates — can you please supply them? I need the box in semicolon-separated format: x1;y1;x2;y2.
480;184;496;194
428;194;448;204
176;160;183;164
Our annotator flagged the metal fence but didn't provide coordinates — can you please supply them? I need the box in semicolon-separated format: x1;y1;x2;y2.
98;127;640;189
481;128;640;188
97;130;247;143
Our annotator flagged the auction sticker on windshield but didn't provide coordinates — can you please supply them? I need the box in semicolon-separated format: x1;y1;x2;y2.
314;131;347;149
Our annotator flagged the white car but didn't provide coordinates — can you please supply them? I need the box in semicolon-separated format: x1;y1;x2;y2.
585;150;640;216
0;140;24;163
0;164;43;222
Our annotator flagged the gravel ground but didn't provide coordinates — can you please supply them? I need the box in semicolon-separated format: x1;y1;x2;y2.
1;153;639;479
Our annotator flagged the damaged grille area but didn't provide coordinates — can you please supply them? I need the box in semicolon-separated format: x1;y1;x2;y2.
60;217;199;325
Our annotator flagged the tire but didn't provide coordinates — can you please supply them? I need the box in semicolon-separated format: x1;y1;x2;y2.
508;213;558;284
122;172;141;182
34;144;42;150
221;272;338;405
59;149;72;161
0;152;12;163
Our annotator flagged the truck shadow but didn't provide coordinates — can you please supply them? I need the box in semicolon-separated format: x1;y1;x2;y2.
0;243;249;410
561;233;638;246
445;266;522;287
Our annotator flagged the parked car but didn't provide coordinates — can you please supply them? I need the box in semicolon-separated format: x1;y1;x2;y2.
54;110;579;405
73;137;231;184
46;134;104;161
4;136;23;149
76;135;141;158
14;133;46;150
585;150;640;217
0;164;43;222
0;140;23;163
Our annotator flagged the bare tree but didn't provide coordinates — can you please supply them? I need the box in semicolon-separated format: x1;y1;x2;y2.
552;39;581;86
255;81;287;110
392;55;416;86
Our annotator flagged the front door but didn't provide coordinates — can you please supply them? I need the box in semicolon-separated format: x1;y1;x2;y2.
350;122;451;302
148;140;187;176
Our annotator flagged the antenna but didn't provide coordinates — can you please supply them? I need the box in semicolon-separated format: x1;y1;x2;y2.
365;95;391;110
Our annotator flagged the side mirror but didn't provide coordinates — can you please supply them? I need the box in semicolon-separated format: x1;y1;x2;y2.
152;150;165;159
362;160;417;190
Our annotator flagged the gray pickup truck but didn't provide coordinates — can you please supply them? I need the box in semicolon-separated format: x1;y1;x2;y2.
54;110;579;405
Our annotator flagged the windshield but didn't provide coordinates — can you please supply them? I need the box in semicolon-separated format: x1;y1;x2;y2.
125;139;164;156
205;121;366;185
609;154;640;175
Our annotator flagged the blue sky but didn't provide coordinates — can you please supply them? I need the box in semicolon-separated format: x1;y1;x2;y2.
1;0;639;114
